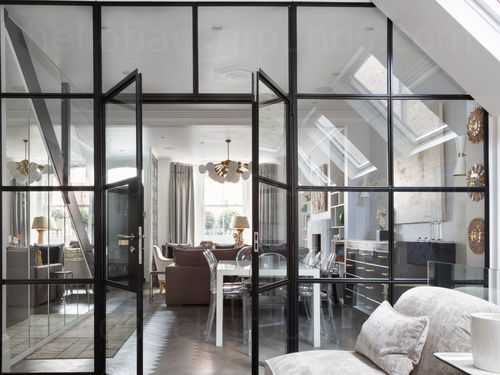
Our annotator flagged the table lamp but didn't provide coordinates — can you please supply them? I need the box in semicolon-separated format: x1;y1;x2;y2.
32;216;48;244
230;215;250;248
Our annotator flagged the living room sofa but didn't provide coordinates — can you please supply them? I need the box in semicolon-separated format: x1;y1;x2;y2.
265;286;500;375
165;245;243;305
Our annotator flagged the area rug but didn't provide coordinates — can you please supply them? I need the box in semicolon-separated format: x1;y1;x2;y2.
27;312;141;359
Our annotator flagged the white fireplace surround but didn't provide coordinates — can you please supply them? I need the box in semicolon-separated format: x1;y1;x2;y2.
307;218;332;262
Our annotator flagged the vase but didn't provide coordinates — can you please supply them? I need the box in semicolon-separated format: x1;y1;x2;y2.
471;312;500;372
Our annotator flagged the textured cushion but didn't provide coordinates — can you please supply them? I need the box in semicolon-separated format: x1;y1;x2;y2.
37;245;61;265
265;350;385;375
394;286;500;375
355;301;429;375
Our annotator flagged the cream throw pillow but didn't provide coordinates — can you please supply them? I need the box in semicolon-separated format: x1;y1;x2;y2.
355;301;429;375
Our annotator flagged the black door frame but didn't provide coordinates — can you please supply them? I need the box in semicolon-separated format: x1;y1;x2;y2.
100;70;144;375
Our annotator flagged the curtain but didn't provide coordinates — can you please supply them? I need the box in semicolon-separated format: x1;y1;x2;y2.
168;163;195;245
259;164;279;244
11;188;28;247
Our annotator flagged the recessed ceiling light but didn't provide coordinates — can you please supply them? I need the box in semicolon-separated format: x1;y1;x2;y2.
164;147;173;151
200;141;205;144
365;26;375;31
160;136;165;139
315;86;333;93
212;24;223;31
101;25;108;30
119;149;125;152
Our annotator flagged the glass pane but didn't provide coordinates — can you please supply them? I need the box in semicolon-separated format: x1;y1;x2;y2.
297;7;387;94
298;191;389;282
298;100;388;187
5;284;94;373
3;99;94;187
427;262;492;300
394;192;486;279
393;100;484;187
3;5;93;93
105;287;137;375
3;191;94;280
393;26;466;95
107;185;135;285
199;7;288;93
259;184;287;286
105;82;137;184
298;282;371;351
259;287;287;367
102;7;193;93
259;81;286;185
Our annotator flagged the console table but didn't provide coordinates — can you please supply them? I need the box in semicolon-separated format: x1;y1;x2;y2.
434;353;497;374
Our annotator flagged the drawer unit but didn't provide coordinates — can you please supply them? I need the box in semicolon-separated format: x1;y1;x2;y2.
343;240;389;315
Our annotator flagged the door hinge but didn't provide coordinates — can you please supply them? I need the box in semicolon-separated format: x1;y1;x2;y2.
253;232;259;253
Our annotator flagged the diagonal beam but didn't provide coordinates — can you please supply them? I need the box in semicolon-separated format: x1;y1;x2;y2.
4;10;94;277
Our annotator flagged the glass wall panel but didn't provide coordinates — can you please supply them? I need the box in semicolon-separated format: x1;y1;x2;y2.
394;192;485;278
102;7;193;93
259;183;288;287
105;81;137;184
393;100;484;187
259;287;287;368
105;287;137;375
392;26;466;95
259;81;287;185
2;5;93;93
199;7;288;93
297;7;387;94
298;191;389;281
298;282;370;351
5;284;94;373
2;191;94;280
3;98;94;187
298;100;388;187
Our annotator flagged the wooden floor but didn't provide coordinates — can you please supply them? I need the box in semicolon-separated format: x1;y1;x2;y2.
11;288;367;374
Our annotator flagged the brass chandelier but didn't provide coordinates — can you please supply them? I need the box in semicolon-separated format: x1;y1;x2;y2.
198;139;251;184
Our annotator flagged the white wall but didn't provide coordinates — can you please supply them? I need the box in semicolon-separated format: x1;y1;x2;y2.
157;158;171;246
489;115;500;304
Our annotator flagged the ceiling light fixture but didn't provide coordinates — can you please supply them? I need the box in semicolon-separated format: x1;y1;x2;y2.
198;139;251;184
6;139;48;184
211;24;224;31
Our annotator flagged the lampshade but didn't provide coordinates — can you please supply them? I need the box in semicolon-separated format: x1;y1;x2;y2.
230;215;250;229
32;216;48;230
453;136;467;176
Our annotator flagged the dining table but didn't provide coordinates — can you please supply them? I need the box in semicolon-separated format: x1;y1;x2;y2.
216;260;321;348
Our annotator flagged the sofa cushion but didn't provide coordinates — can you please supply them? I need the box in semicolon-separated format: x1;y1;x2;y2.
394;286;500;375
355;301;429;375
173;248;208;266
37;245;62;265
265;350;385;375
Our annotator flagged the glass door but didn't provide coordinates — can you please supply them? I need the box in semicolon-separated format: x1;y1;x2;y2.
103;70;143;375
251;69;291;374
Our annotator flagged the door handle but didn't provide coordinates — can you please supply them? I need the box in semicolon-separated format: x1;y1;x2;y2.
118;233;137;240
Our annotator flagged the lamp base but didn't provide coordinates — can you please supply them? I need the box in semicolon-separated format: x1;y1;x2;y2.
36;230;46;244
233;228;244;248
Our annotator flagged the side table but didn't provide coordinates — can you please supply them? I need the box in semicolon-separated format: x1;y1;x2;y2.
50;270;74;299
434;353;498;375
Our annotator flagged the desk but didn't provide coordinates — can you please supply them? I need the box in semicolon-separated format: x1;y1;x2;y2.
216;260;321;347
434;353;498;374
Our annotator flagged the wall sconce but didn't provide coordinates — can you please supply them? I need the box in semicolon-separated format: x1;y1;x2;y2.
453;136;466;176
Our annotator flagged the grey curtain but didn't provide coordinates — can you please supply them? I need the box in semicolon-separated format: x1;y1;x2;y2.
168;163;195;245
11;187;28;247
259;164;279;244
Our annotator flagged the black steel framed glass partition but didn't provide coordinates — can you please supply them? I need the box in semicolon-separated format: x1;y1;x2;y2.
0;2;489;375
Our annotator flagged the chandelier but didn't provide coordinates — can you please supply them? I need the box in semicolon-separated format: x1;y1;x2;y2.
198;139;251;184
6;139;48;184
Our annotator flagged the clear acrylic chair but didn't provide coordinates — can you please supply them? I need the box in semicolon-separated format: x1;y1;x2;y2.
202;249;250;343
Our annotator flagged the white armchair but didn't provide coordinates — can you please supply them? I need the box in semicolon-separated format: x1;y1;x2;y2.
152;245;174;295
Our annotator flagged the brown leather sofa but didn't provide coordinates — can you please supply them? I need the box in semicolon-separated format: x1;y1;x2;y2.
165;245;241;306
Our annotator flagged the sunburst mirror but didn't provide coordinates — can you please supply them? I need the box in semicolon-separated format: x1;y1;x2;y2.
467;164;485;202
467;218;485;254
466;106;485;144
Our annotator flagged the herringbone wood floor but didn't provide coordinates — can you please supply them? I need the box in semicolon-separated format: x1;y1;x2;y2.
12;288;366;374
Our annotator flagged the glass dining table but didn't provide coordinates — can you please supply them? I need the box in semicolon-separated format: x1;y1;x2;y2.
215;260;321;347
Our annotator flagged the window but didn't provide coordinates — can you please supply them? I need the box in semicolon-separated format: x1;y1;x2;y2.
201;176;246;241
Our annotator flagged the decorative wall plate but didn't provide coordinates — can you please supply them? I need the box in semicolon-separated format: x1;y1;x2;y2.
467;106;485;144
468;218;485;254
467;164;485;202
